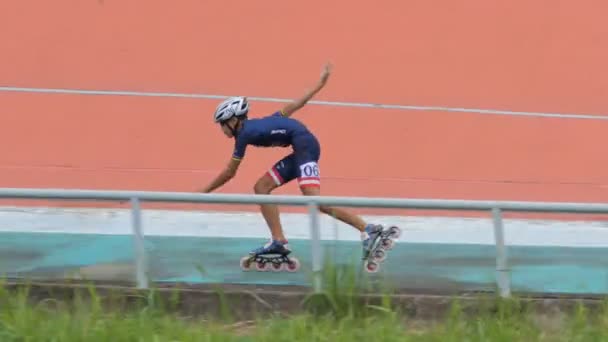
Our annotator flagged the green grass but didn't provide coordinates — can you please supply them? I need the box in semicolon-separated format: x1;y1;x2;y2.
0;254;607;341
1;283;607;341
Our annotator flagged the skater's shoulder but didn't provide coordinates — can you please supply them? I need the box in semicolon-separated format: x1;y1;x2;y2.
233;115;272;141
241;112;290;130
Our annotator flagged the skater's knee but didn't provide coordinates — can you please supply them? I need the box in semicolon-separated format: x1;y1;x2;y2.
253;181;270;194
254;178;275;194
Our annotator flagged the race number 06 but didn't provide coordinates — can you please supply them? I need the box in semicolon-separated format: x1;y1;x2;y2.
301;162;319;178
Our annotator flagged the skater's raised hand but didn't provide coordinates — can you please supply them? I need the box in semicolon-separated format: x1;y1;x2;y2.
319;62;332;86
280;62;333;118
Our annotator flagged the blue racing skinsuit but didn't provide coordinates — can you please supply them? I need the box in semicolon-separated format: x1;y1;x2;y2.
231;110;321;188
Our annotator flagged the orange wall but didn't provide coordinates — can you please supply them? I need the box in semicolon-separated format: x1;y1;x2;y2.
1;0;607;213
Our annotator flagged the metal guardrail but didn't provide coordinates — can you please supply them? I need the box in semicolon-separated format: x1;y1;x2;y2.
1;187;607;296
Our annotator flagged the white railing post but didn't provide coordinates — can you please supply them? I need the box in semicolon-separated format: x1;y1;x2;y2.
130;197;148;289
492;207;510;297
308;201;323;293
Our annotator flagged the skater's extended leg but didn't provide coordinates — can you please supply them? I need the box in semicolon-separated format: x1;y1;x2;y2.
298;179;383;255
300;185;367;231
253;173;286;242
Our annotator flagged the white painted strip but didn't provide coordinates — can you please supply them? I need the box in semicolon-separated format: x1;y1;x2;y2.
298;179;321;186
1;86;607;120
268;168;281;186
0;206;606;247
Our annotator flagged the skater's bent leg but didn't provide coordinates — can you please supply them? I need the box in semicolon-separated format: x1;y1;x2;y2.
300;185;367;232
254;174;287;242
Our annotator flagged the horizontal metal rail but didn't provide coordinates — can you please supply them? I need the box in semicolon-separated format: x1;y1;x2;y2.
0;188;607;214
0;187;606;295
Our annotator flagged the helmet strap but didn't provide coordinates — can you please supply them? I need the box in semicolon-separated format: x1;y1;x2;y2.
228;123;237;137
225;117;245;137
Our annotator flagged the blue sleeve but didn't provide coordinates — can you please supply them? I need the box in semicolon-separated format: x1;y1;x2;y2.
232;135;248;161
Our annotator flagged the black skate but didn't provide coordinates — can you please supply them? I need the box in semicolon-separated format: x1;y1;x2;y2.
240;239;301;272
361;224;401;273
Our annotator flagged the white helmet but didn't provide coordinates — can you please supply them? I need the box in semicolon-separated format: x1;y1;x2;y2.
213;96;249;123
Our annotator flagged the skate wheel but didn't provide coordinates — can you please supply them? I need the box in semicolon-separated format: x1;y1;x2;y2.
388;226;401;239
286;258;300;272
240;256;253;271
270;262;284;272
255;261;270;272
372;248;387;262
365;260;380;273
380;238;394;250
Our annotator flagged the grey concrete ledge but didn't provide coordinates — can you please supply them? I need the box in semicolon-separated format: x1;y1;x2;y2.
2;279;606;322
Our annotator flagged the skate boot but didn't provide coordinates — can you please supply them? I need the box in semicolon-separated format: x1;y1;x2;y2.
361;224;383;260
360;223;402;273
240;239;301;272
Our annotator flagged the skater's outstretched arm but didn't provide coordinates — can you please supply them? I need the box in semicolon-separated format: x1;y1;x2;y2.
199;158;240;193
280;62;332;118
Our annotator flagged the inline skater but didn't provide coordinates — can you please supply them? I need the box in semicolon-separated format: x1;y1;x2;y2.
199;63;399;271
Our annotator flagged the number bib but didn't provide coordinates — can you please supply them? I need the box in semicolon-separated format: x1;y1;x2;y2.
298;161;320;188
